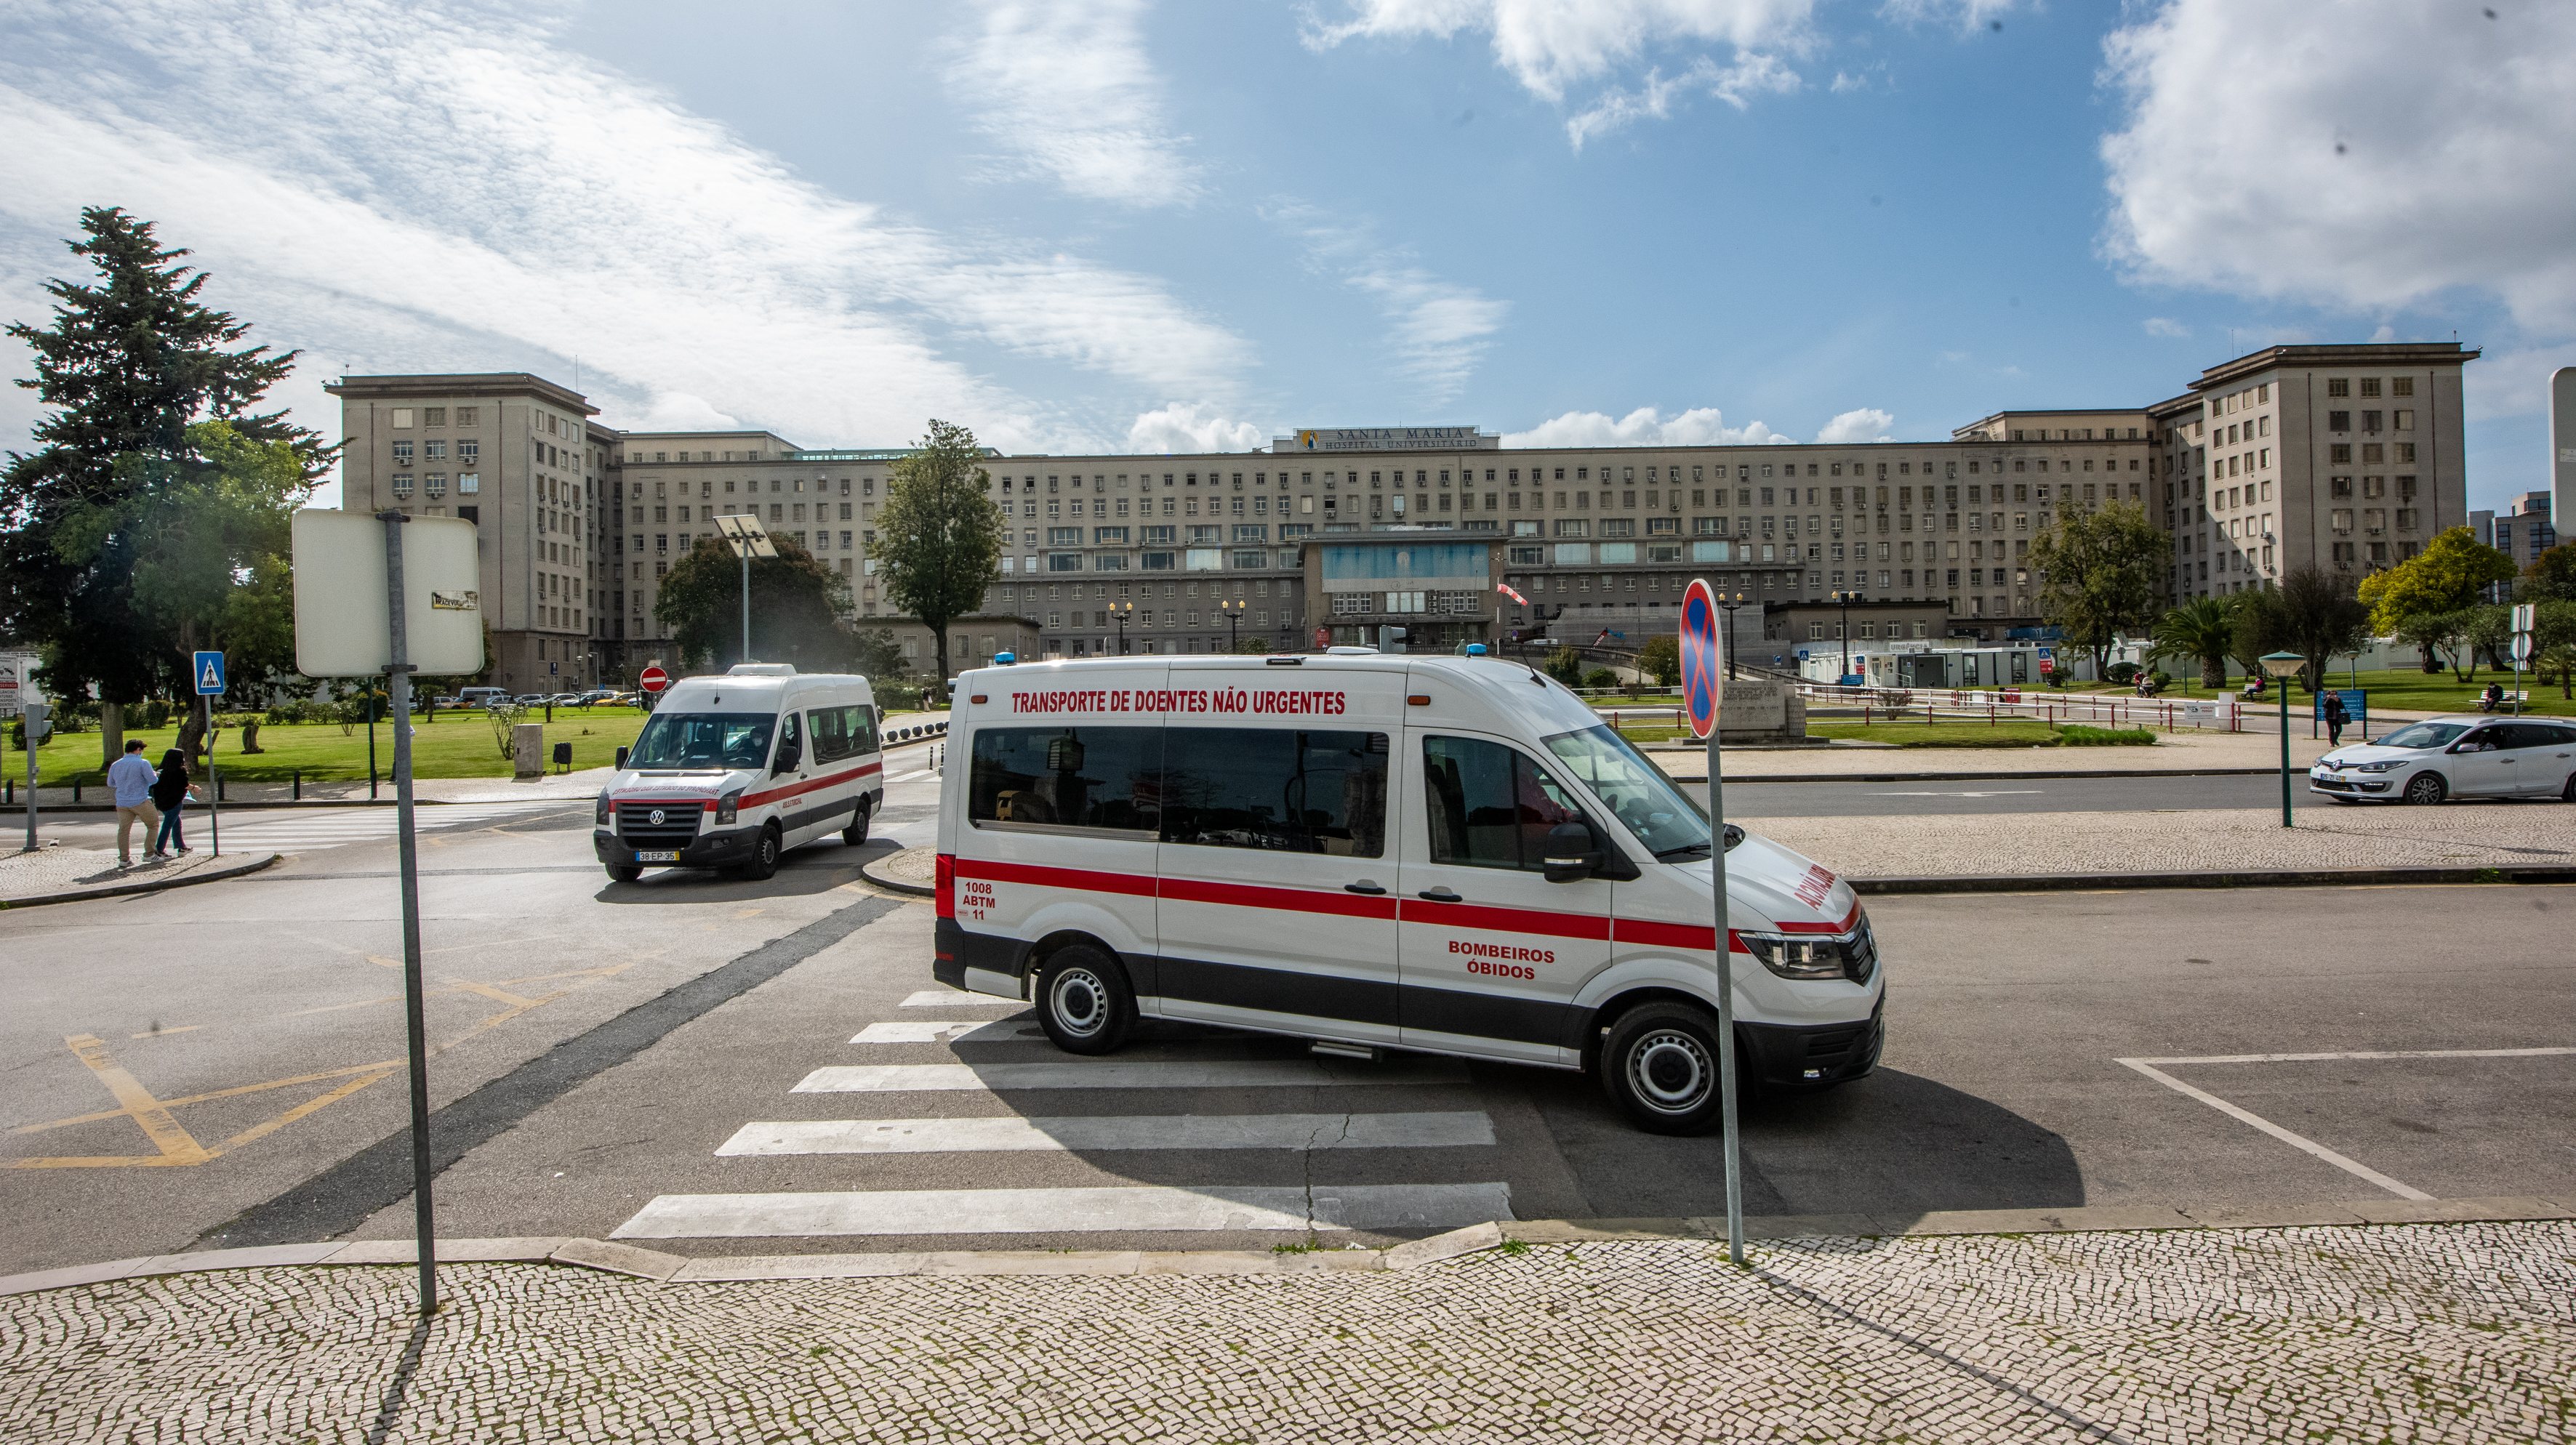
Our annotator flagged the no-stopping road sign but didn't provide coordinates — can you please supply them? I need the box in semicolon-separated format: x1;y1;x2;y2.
1680;579;1723;739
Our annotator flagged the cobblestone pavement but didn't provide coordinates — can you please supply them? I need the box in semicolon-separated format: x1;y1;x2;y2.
1746;802;2576;879
3;1222;2567;1443
0;845;275;904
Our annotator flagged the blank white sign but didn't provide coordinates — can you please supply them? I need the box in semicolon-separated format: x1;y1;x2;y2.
292;510;486;677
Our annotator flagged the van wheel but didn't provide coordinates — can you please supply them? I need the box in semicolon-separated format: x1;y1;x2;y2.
1035;945;1136;1055
843;797;871;846
2403;772;2448;806
1600;1002;1732;1135
604;863;643;883
734;823;782;881
2561;773;2576;803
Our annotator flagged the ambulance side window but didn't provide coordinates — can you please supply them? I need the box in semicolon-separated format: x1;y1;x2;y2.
1423;736;1586;872
1161;728;1387;857
969;726;1162;833
809;704;870;764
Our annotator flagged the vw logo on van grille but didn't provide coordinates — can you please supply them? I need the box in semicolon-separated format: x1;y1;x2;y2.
648;808;666;825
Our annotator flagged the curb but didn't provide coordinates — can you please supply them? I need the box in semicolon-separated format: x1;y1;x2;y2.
22;797;593;814
1658;767;2284;784
857;851;934;897
0;850;280;909
5;1196;2569;1297
1853;864;2576;895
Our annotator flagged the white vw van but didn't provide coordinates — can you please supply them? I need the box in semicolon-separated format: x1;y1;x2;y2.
593;664;883;882
932;651;1885;1134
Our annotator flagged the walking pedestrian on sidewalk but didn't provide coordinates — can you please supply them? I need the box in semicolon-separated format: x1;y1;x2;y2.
148;748;199;858
2322;691;2348;747
106;738;161;869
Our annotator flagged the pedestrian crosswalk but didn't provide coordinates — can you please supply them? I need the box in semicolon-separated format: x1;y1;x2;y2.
189;800;576;856
613;982;1514;1246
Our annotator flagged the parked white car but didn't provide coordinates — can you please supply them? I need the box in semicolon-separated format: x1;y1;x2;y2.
2309;715;2576;805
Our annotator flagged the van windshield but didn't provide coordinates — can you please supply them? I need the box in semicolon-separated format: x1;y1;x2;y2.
627;712;776;770
1542;725;1711;858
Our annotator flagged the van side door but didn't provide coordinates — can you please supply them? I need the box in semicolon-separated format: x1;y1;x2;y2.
1397;733;1612;1066
1152;724;1401;1044
762;709;819;842
806;701;880;829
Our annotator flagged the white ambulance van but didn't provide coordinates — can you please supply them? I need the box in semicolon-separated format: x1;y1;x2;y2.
592;664;884;882
932;651;1884;1134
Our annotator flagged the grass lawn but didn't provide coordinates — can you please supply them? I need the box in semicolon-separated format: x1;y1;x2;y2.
25;708;651;785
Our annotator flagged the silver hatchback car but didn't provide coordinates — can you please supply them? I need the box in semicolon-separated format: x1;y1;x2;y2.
2309;715;2576;805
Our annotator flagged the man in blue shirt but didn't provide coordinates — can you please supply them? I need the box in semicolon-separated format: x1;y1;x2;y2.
105;738;161;868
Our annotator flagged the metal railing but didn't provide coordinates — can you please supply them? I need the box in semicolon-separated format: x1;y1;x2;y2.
1791;683;2242;732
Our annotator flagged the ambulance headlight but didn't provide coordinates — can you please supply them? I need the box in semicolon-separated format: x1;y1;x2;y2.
595;792;611;826
717;790;741;825
1741;925;1877;983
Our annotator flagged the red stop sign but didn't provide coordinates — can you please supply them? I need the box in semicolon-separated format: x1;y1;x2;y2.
638;664;670;693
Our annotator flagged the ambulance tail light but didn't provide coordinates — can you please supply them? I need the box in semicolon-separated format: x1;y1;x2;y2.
935;853;957;919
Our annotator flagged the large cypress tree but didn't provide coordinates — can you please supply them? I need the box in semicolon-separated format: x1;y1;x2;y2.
1;207;331;757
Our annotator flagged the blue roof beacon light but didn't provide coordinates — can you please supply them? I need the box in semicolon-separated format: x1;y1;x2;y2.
994;652;1016;665
1464;643;1488;656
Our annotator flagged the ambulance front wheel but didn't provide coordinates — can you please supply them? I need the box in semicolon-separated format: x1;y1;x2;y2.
1600;1002;1732;1135
1035;944;1137;1055
603;863;643;883
734;822;782;882
842;797;871;846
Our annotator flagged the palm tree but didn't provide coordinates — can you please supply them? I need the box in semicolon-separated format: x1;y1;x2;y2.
2150;596;2236;691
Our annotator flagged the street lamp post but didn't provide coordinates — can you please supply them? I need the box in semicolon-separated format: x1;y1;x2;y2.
1219;598;1244;653
1717;592;1746;679
2260;651;2304;828
1831;589;1867;683
1110;600;1133;656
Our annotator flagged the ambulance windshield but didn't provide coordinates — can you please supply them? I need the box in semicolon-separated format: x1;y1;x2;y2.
626;712;777;771
1543;725;1712;858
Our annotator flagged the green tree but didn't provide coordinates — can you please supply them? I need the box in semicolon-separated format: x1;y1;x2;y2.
2533;599;2576;698
652;534;854;672
1634;635;1681;688
2234;565;2372;692
2391;608;2471;680
2;209;329;764
851;626;909;680
2521;542;2576;603
1542;645;1584;686
2028;500;2166;680
48;420;311;763
2149;595;2237;689
870;419;1003;702
2356;526;2515;669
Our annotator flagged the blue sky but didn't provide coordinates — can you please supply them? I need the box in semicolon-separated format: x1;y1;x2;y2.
3;1;2570;512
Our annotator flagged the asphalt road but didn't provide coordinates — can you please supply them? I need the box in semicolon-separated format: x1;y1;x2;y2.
1728;773;2294;816
7;731;2569;1271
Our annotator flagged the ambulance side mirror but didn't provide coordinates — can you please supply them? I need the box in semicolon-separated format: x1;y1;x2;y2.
1540;821;1602;884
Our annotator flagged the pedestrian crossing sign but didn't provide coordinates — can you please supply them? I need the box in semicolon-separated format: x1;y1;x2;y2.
194;651;226;696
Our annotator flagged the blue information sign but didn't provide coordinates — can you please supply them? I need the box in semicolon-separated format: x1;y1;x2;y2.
193;650;226;697
1680;579;1722;739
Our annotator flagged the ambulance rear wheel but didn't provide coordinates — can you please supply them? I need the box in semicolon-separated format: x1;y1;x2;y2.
1600;1002;1730;1135
1035;944;1136;1055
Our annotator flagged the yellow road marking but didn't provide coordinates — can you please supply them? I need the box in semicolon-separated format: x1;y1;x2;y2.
12;1060;404;1135
129;1024;204;1039
32;1035;212;1167
217;1068;398;1154
446;978;539;1009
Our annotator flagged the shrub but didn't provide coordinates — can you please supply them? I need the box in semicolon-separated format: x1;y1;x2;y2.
2104;661;2140;685
1542;647;1584;686
2056;724;2156;746
1581;667;1619;691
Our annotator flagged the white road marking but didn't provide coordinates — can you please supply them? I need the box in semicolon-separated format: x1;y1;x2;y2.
717;1111;1497;1156
1872;789;2045;798
612;1182;1512;1239
898;989;1019;1010
2130;1047;2576;1066
2115;1058;2433;1201
793;1059;1467;1093
849;1020;1040;1043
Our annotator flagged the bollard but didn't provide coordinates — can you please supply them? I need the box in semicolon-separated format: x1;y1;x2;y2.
217;773;226;802
293;768;302;801
73;779;81;803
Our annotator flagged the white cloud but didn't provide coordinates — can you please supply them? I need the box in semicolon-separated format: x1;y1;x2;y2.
1813;407;1893;443
0;0;1251;464
1126;403;1267;454
1879;0;2019;31
2142;316;2190;338
1566;52;1799;147
2101;0;2576;333
1306;0;1813;143
1273;206;1509;402
1504;405;1793;448
949;0;1203;207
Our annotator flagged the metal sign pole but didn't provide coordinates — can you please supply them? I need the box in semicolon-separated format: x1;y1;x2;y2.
1709;720;1743;1265
206;724;221;859
740;543;752;664
20;703;36;853
380;511;438;1317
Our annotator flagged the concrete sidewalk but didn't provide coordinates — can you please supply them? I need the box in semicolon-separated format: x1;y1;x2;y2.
0;844;278;908
3;1217;2564;1442
1661;726;2341;781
